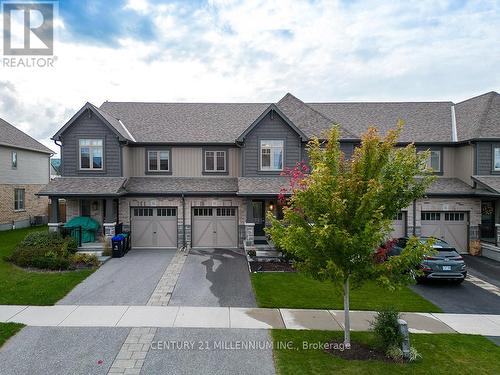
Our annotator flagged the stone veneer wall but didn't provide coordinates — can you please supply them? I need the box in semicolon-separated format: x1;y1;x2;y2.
119;196;247;248
0;184;48;230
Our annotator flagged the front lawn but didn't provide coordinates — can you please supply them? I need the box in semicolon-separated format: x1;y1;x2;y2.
0;226;94;305
272;330;500;375
0;323;24;348
251;272;441;312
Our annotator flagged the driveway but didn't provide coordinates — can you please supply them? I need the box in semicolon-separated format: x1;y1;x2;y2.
0;327;275;375
58;249;175;305
168;248;257;307
411;256;500;314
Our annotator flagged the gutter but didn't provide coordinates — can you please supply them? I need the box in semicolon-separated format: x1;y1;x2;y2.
182;192;186;249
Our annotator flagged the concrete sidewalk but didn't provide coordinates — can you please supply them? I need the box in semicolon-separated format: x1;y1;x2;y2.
2;305;500;335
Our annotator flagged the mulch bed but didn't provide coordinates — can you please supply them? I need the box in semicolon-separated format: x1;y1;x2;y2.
325;341;391;362
249;261;296;272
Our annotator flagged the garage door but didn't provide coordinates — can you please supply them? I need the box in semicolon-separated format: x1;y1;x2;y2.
390;211;407;239
192;207;238;248
420;211;468;253
131;207;177;249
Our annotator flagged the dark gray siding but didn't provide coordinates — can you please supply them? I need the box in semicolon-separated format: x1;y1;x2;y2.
60;110;122;177
242;112;302;176
476;142;500;175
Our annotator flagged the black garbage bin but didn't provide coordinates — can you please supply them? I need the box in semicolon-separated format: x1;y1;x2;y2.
122;231;131;253
112;234;125;258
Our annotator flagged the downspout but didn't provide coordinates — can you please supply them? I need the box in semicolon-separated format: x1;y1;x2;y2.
182;192;186;248
412;199;417;236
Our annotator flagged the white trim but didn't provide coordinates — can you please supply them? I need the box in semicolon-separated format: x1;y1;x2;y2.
451;105;458;142
494;147;500;171
119;119;136;142
79;139;104;170
260;140;284;171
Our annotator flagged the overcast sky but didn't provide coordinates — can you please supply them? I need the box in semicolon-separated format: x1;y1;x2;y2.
1;0;499;154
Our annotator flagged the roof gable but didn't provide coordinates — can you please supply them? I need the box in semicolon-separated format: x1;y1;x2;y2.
455;91;500;141
52;102;133;142
0;117;53;154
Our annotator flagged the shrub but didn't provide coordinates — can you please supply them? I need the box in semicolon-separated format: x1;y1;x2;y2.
386;345;422;363
66;237;78;253
70;253;99;268
102;239;112;257
370;309;403;350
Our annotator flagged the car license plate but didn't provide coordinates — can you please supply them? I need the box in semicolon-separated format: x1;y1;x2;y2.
442;265;451;271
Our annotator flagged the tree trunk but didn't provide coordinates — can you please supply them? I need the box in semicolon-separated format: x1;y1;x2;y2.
343;277;351;347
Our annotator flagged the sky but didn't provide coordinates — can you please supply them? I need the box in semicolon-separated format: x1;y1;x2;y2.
0;0;499;154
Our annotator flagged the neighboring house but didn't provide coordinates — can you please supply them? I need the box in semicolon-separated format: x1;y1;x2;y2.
38;92;500;260
0;118;53;231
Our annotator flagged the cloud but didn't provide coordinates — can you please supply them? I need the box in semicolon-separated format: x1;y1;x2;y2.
0;0;499;157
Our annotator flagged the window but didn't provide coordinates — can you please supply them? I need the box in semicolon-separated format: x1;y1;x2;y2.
193;208;213;216
421;212;441;221
157;208;176;216
444;212;465;221
14;189;24;210
79;139;103;170
148;150;170;172
216;208;236;216
419;149;441;172
494;147;500;171
205;151;226;172
81;200;91;217
133;208;153;216
394;212;404;221
11;151;17;169
260;140;283;171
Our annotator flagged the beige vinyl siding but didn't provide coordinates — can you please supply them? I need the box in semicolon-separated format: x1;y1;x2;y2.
454;145;474;185
0;146;49;184
123;146;241;177
442;147;455;177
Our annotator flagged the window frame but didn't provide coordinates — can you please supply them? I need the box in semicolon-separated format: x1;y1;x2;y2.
259;139;284;171
11;151;17;169
417;146;443;175
79;139;104;171
493;146;500;172
14;188;25;211
203;149;227;173
145;148;172;175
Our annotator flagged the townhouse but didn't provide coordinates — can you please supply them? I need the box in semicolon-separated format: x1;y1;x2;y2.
38;92;500;259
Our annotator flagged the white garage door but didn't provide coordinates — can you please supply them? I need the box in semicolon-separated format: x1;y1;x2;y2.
420;211;468;253
131;207;177;249
192;207;238;248
390;211;407;239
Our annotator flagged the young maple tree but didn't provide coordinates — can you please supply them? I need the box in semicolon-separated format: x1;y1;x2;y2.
267;124;435;346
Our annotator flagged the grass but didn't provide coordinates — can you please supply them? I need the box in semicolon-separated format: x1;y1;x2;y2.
272;330;500;375
0;226;94;305
251;272;441;312
0;323;25;348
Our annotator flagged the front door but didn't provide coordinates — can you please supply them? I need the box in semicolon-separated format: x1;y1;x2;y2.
480;201;496;242
252;201;265;236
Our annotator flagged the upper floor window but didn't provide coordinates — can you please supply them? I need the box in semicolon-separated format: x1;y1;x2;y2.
14;188;25;211
426;150;441;172
11;151;17;169
260;140;283;171
79;139;103;170
205;150;226;172
494;147;500;171
148;150;170;172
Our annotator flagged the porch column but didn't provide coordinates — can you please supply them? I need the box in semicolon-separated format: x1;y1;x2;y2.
48;196;63;233
103;198;117;238
244;198;255;246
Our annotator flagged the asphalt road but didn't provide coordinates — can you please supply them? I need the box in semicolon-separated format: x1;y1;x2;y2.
411;256;500;314
168;248;257;307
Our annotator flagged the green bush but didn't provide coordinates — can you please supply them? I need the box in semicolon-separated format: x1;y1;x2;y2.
370;309;403;351
8;231;89;271
70;253;99;268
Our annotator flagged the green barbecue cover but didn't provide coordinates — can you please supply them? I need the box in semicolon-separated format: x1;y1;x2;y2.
64;216;100;243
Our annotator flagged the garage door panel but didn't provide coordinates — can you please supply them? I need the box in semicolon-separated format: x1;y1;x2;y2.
421;211;467;253
390;212;406;238
131;207;177;249
192;207;237;248
193;219;214;248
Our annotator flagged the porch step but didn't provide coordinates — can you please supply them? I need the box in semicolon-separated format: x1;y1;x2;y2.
480;242;500;262
78;242;105;250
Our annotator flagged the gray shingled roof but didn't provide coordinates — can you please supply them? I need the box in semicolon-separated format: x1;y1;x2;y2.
424;178;480;195
38;177;127;196
100;102;269;143
90;104;135;141
277;93;358;139
472;176;500;194
125;177;238;194
237;177;291;195
309;101;454;143
455;92;500;141
0;117;54;154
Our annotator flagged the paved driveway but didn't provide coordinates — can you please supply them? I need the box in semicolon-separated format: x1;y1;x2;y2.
58;249;175;305
411;256;500;314
169;248;257;307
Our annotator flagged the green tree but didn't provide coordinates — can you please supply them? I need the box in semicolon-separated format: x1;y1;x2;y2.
267;123;435;346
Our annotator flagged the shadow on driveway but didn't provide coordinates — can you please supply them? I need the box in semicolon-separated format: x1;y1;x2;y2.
169;248;257;307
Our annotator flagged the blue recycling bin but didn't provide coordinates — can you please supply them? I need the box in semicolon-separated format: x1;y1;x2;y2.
112;234;125;258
